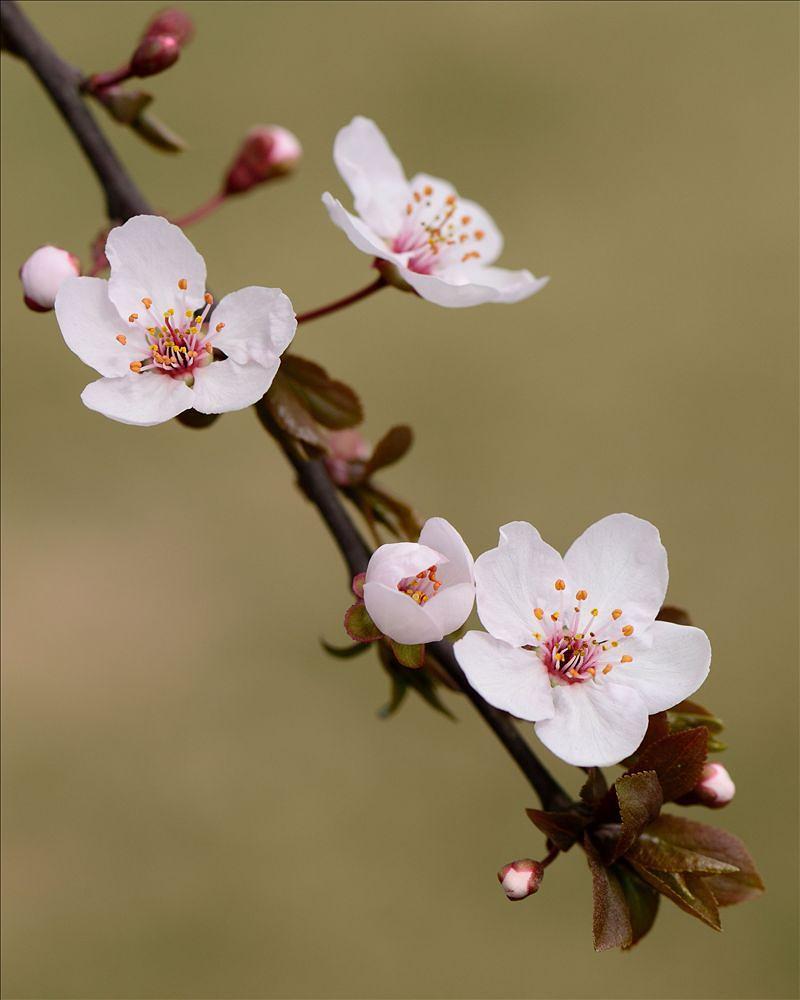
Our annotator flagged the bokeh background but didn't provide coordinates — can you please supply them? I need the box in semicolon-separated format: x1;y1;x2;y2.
2;2;797;997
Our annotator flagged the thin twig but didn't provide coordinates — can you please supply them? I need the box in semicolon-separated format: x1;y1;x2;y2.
3;0;571;812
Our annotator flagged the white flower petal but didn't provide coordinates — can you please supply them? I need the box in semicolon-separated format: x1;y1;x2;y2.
563;513;668;628
418;517;474;586
408;175;504;266
333;116;409;236
401;264;548;307
534;680;649;767
322;194;399;263
55;276;139;377
106;216;207;320
365;543;443;588
454;631;555;721
614;620;711;714
421;582;475;638
363;581;444;644
81;373;193;426
475;521;566;647
190;358;280;414
210;286;296;367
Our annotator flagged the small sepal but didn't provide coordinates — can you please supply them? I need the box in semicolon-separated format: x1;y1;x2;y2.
386;638;425;669
343;602;381;643
351;572;365;599
129;109;187;152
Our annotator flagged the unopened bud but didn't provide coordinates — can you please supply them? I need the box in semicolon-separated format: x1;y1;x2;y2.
142;7;194;46
325;429;371;486
223;126;302;196
20;246;80;312
130;33;181;77
692;762;735;808
497;859;544;901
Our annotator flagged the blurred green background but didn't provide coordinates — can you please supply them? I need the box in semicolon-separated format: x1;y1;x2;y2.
2;2;797;997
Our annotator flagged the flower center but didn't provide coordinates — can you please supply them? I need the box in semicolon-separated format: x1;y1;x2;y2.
391;184;486;275
397;564;443;605
528;580;636;685
118;279;226;383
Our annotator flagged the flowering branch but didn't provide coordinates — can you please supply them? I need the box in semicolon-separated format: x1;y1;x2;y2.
4;0;570;813
295;274;387;325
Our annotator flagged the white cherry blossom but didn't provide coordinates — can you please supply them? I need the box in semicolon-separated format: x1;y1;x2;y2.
322;117;549;308
55;215;295;426
454;514;711;767
363;517;475;644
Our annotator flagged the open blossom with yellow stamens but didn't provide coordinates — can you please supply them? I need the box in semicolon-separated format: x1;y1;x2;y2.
54;215;295;426
454;514;711;767
363;517;475;645
322;117;549;308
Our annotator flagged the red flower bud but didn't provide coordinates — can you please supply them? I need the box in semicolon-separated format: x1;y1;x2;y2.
223;126;302;196
142;7;194;46
497;859;545;901
692;762;735;808
130;33;181;78
19;245;80;312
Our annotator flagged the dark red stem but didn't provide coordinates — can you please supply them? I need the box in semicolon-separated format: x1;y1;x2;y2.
172;191;227;228
296;274;387;324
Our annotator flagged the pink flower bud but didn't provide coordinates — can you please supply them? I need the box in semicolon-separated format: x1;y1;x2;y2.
142;7;194;46
325;429;371;486
694;762;735;808
19;245;80;312
223;126;302;196
498;859;545;901
130;33;181;78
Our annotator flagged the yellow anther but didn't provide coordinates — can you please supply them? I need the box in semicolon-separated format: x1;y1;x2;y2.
185;310;193;318
178;278;188;290
574;606;580;613
204;292;213;305
620;655;633;664
141;297;153;309
612;609;623;620
533;632;541;641
603;664;613;675
445;194;456;205
423;185;433;196
461;215;471;225
405;204;413;215
555;579;566;591
568;668;578;678
129;361;142;372
128;313;138;323
534;608;544;621
622;625;634;637
474;229;485;240
550;612;560;622
590;608;599;617
587;667;596;677
576;589;588;601
116;334;127;345
611;640;618;648
461;251;480;262
413;191;422;203
215;322;225;333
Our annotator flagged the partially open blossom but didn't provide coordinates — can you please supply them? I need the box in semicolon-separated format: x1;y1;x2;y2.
363;517;475;644
54;215;295;426
224;126;302;196
20;245;80;312
498;859;545;900
324;428;371;486
454;514;711;767
130;33;181;77
691;762;735;808
322;116;549;308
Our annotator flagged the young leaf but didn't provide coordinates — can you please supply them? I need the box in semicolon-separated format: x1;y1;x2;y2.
627;727;708;802
584;836;633;950
363;425;413;478
667;699;726;750
320;638;373;659
265;375;327;448
279;354;363;430
626;832;738;875
526;808;586;852
343;602;382;643
130;109;187;152
378;673;408;718
634;814;764;906
613;861;661;948
579;767;608;809
628;862;721;930
612;770;663;860
387;638;425;669
377;644;453;719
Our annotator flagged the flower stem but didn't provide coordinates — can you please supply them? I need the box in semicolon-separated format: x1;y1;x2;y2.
172;192;227;229
296;274;387;324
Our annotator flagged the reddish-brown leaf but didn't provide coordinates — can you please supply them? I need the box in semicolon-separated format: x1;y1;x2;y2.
363;425;413;478
627;726;708;802
526;808;586;852
265;376;327;447
628;862;721;930
584;836;632;951
612;771;663;860
279;353;363;430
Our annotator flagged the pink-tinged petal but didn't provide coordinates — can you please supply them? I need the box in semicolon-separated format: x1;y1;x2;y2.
419;517;474;587
614;620;711;714
475;522;566;647
534;680;649;767
400;265;548;307
81;373;192;426
106;216;206;320
210;286;296;367
363;581;444;644
55;276;140;377
190;358;280;414
333;116;409;236
322;194;399;263
454;631;555;721
422;582;475;637
365;543;443;588
563;513;668;629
